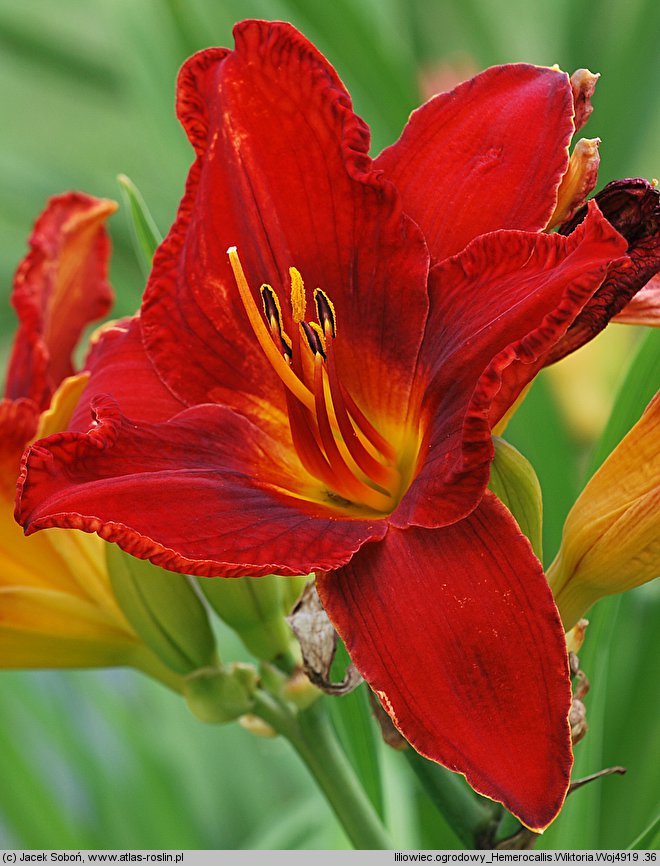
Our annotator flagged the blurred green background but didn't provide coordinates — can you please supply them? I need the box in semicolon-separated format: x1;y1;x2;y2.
1;0;658;850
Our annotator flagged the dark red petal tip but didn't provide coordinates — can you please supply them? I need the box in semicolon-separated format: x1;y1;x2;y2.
548;178;660;363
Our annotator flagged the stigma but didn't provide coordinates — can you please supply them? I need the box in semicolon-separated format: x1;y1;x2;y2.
227;246;400;514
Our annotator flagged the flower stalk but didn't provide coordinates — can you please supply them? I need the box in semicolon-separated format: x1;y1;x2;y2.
403;749;497;848
252;692;392;849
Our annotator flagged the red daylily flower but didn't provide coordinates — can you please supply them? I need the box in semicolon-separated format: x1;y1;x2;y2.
15;22;657;829
2;191;115;490
0;194;152;669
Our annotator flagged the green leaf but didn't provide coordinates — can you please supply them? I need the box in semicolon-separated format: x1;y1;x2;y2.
328;641;384;818
403;749;495;848
117;173;163;277
627;810;660;850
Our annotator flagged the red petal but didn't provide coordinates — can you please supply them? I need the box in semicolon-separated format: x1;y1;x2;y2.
141;21;429;429
614;273;660;325
5;193;116;409
70;317;186;432
317;492;572;831
0;399;39;498
395;202;627;529
547;178;660;363
17;397;387;577
376;64;574;261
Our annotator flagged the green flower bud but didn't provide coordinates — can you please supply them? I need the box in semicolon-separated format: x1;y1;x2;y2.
184;663;259;724
106;544;217;675
198;574;301;662
488;436;544;559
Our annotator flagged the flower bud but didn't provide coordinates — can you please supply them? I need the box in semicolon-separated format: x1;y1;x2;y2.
239;714;277;738
106;544;217;674
565;619;589;655
488;436;544;559
570;69;599;132
547;137;600;229
198;574;300;662
548;392;660;630
184;663;259;724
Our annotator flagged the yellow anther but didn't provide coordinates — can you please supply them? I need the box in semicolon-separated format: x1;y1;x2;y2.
228;247;403;514
227;247;315;413
289;267;306;323
308;321;326;354
314;288;336;338
261;283;283;331
261;284;293;359
300;321;325;358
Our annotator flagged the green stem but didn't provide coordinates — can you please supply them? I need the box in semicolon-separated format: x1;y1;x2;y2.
404;749;497;848
132;649;185;694
254;692;392;849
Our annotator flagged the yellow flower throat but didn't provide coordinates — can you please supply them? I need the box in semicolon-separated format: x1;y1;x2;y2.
227;247;402;515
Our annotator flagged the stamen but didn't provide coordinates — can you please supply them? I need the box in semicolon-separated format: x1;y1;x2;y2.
261;283;283;331
284;388;337;490
289;267;306;323
228;247;403;514
312;354;393;512
316;295;398;473
261;284;292;359
323;335;399;489
300;321;326;359
227;247;315;414
339;378;398;464
314;289;336;338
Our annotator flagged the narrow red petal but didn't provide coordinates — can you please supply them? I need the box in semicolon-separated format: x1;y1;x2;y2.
318;493;572;831
395;202;627;529
17;397;387;577
5;193;116;409
547;178;660;363
70;317;186;432
376;64;574;261
142;21;429;430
